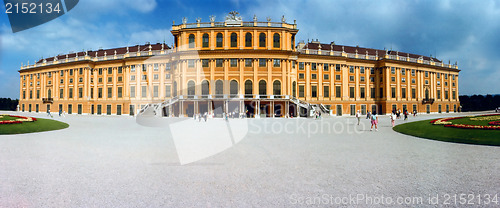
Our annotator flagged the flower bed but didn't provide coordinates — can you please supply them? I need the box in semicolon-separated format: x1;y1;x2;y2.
488;121;500;126
470;114;500;121
0;115;37;125
430;117;463;125
445;124;500;130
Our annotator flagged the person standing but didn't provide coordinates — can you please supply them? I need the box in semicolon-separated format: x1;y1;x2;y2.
366;111;371;119
370;113;378;131
404;110;408;120
204;112;207;122
59;108;62;117
356;110;361;125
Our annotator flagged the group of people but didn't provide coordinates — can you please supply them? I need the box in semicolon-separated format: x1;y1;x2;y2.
194;112;208;122
47;109;66;118
356;110;379;131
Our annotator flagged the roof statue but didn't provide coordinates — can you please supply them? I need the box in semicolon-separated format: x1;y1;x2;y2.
281;15;286;23
182;17;187;24
253;14;257;21
266;16;271;22
196;17;201;23
225;11;242;21
209;15;215;22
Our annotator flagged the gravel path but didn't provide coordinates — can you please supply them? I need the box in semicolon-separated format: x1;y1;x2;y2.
0;111;499;207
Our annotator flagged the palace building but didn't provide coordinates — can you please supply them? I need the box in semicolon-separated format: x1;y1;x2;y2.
18;12;460;117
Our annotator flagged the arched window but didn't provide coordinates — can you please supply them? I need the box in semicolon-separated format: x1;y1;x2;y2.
202;33;209;48
187;80;195;96
292;81;297;98
216;33;223;47
230;33;238;47
215;80;223;96
173;81;177;97
245;80;253;95
245;32;252;47
230;80;238;96
259;80;267;95
201;80;209;95
188;34;195;48
273;33;280;48
273;80;281;95
259;33;266;47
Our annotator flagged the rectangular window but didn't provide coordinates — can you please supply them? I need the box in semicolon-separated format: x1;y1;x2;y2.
69;88;73;98
437;73;440;79
70;69;74;76
311;63;317;70
402;78;406;83
165;74;171;79
391;77;396;82
165;63;171;70
117;105;122;115
292;61;296;69
97;105;102;115
412;79;415;84
425;71;429;77
98;88;102;98
370;77;374;83
118;77;122;82
165;85;171;97
108;67;112;74
311;86;317;98
452;91;456;99
118;67;123;74
299;62;304;70
425;80;429;85
412;88;416;99
273;59;280;67
142;75;147;80
188;59;195;68
401;68;406;75
107;87;112;98
108;77;112;82
360;87;365;98
142;64;147;72
118;87;122;98
360;76;365;82
323;64;329;71
60;79;64;84
437;90;441;99
245;59;252;67
360;66;365;74
78;88;83;98
349;66;354;73
437;81;440;86
68;104;72;114
36;90;40;99
370;68;375;74
452;75;455;80
323;86;329;98
230;59;238;67
79;68;83;75
216;59;223;67
380;88;384;98
78;104;82;114
90;88;94;99
324;74;329;80
201;59;209;67
391;87;396;98
153;86;159;98
129;105;135;116
371;88;375;98
299;73;305;79
391;67;395;74
107;105;112;115
335;86;341;98
131;75;136;81
299;85;305;97
411;69;415;76
335;64;341;71
402;88;406;98
349;76;354;82
259;59;266;67
154;74;159;80
131;65;136;72
335;75;341;81
154;63;159;71
349;87;355;98
97;78;101;83
142;86;147;98
311;74;317;80
130;86;136;98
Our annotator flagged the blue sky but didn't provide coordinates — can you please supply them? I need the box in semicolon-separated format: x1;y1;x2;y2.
1;0;499;98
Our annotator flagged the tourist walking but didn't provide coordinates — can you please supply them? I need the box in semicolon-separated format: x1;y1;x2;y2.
370;113;378;131
204;112;207;122
59;108;62;117
404;110;408;120
356;110;361;125
47;109;53;118
390;113;396;127
366;111;371;119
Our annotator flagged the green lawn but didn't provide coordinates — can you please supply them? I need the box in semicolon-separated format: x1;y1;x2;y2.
393;117;500;146
0;116;69;135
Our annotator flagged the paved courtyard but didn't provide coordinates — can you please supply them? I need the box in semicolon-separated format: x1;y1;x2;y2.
0;111;499;207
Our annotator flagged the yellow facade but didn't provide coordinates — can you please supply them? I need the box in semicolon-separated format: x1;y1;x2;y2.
18;14;459;117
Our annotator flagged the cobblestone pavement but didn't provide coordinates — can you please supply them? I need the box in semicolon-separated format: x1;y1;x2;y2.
1;111;499;207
